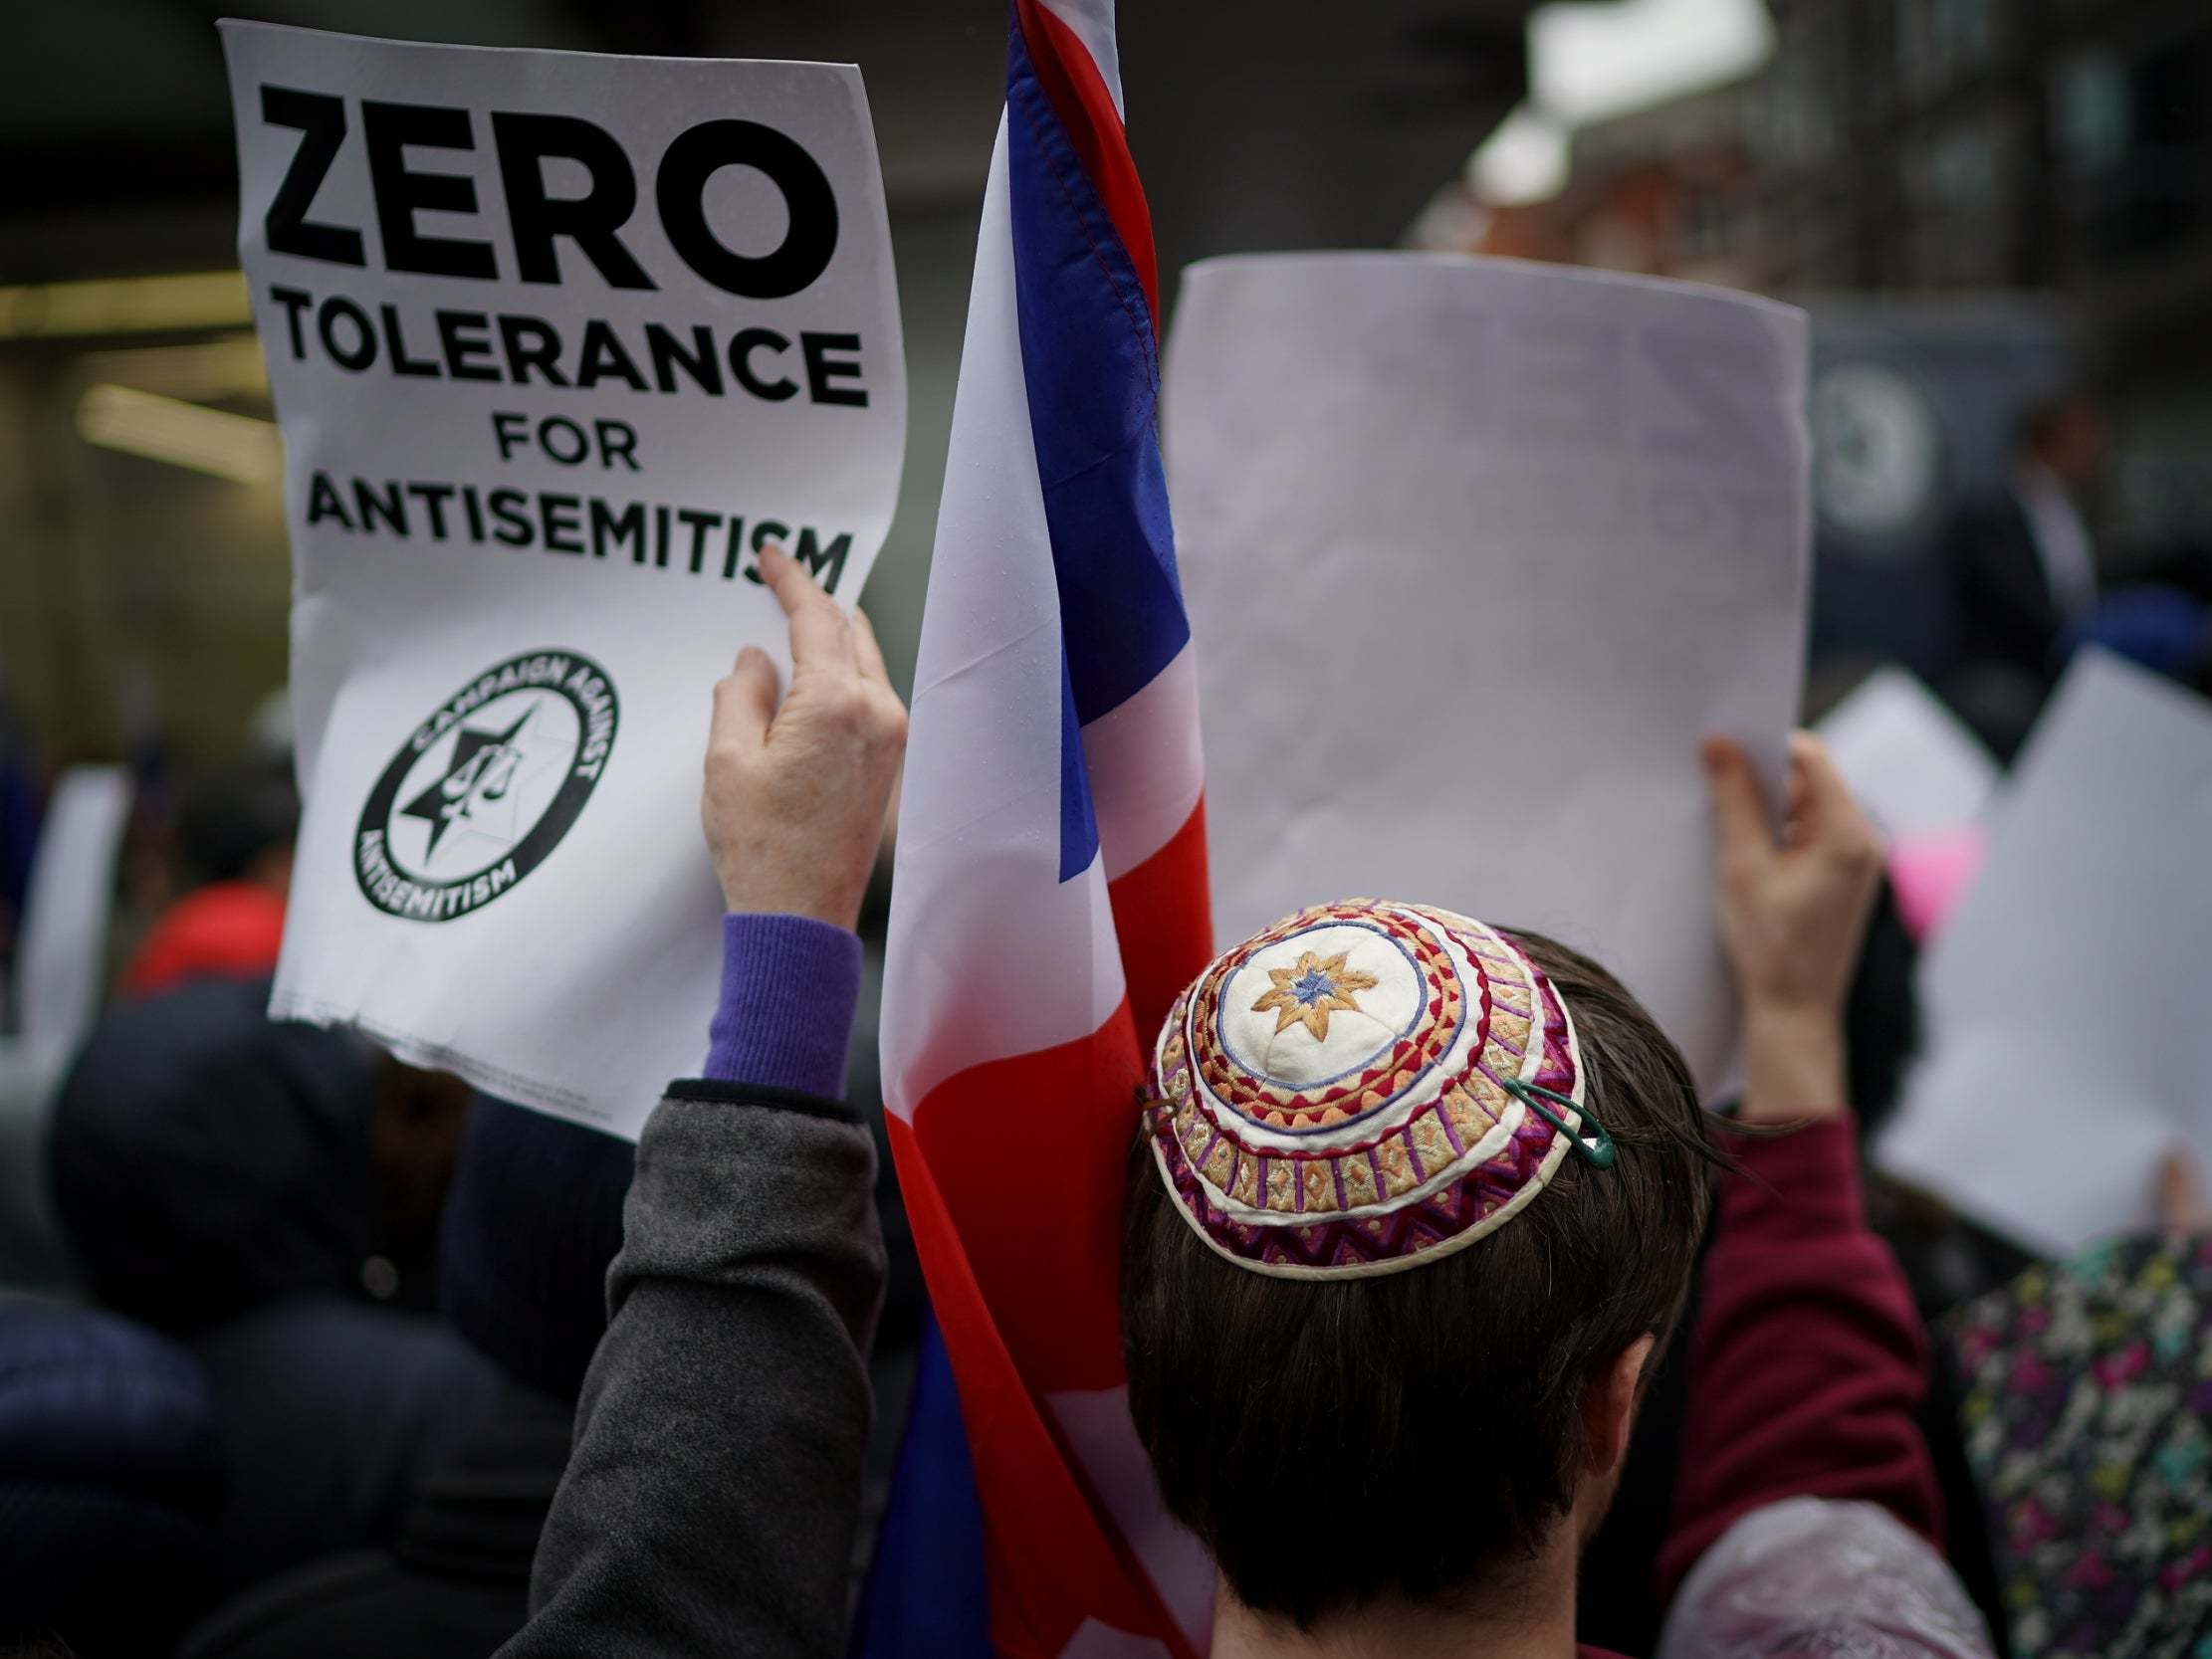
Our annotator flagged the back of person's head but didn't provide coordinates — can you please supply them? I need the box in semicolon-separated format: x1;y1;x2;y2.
175;761;300;889
48;977;376;1334
1121;900;1711;1629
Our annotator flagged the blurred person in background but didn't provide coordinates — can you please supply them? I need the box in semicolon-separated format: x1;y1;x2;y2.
120;762;299;1000
2061;583;2212;704
1938;1151;2212;1658
176;1092;635;1659
34;949;639;1659
0;1297;224;1656
1942;390;2109;755
44;978;498;1604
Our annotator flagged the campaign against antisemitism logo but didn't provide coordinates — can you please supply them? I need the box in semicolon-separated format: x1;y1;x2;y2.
356;650;618;922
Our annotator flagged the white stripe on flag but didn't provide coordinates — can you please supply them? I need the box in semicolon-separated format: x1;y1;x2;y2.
1056;1623;1171;1659
1084;641;1203;882
1047;1386;1215;1648
1036;0;1126;116
881;119;1126;1121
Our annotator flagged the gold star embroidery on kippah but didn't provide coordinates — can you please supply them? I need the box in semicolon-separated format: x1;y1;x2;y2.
1251;950;1380;1042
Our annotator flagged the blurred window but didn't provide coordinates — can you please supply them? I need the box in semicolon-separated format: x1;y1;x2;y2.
1682;189;1727;256
1897;0;1998;101
2054;52;2130;177
2057;28;2212;270
1904;106;2019;288
1749;18;1841;171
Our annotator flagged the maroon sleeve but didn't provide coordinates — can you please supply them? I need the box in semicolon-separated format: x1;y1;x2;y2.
1655;1114;1942;1606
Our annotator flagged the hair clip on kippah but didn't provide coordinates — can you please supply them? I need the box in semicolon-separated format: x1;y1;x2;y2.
1498;1077;1616;1170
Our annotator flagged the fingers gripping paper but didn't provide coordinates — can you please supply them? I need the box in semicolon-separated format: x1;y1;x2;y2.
223;23;905;1137
1163;254;1809;1098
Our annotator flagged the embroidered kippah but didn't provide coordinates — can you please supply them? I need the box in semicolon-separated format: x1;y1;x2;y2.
1143;900;1593;1280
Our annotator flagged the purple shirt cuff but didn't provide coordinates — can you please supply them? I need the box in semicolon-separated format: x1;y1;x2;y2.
703;913;863;1098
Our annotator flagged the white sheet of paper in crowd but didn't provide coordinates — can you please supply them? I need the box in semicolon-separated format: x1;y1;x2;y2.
1878;651;2212;1256
1816;666;1997;838
223;21;906;1137
7;767;133;1072
1164;253;1810;1099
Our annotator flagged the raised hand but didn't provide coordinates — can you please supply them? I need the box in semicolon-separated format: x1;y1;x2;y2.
701;544;906;931
1703;730;1884;1125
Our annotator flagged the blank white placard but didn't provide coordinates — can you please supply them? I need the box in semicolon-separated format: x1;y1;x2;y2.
1879;651;2212;1253
1165;253;1810;1098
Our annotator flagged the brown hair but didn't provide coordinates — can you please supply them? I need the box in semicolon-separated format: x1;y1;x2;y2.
1120;930;1713;1627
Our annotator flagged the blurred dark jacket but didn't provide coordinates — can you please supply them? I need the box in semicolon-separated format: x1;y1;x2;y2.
47;977;376;1334
0;1302;222;1655
176;1097;634;1659
1944;490;2074;686
438;1095;634;1401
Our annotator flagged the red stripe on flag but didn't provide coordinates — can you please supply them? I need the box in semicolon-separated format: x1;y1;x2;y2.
906;1011;1145;1396
1011;0;1161;328
1105;797;1213;1045
889;1107;1199;1659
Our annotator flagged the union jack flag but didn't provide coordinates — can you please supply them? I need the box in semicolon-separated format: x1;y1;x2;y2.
869;0;1215;1652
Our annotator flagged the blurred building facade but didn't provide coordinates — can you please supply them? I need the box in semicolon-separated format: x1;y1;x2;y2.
0;0;1546;768
1458;0;2212;643
1478;81;1764;288
5;0;2206;769
1476;0;2211;310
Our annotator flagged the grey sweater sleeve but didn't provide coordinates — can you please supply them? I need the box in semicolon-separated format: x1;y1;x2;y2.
501;1079;886;1659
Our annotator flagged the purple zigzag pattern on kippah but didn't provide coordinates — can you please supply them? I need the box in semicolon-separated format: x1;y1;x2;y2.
1531;976;1576;1092
1154;1097;1560;1274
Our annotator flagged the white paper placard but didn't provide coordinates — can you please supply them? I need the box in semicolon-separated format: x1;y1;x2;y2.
1164;253;1809;1098
8;767;132;1071
1878;651;2212;1255
1816;666;1997;839
224;21;906;1136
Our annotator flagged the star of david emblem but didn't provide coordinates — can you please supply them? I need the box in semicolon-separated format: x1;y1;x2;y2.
1250;949;1380;1042
354;651;622;924
399;706;538;858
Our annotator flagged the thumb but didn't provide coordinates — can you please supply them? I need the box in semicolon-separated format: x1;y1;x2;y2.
1702;734;1774;872
713;647;780;750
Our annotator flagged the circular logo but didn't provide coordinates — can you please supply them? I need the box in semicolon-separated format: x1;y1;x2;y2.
1217;921;1428;1090
1811;362;1942;546
355;649;618;923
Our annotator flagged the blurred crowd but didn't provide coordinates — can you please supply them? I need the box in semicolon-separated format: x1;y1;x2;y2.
1938;387;2212;757
0;381;2207;1659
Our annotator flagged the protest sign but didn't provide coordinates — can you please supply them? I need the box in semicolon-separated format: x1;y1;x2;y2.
223;21;905;1136
1878;652;2212;1255
1164;253;1809;1098
1816;666;1996;838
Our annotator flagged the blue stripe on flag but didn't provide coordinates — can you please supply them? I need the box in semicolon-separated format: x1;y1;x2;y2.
1004;15;1190;881
850;1309;991;1659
